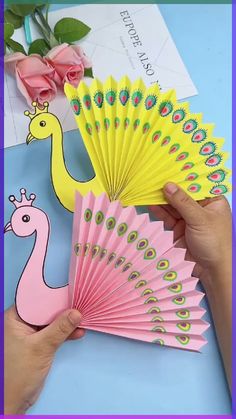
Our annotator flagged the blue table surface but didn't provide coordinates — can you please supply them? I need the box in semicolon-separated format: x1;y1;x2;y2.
4;4;232;415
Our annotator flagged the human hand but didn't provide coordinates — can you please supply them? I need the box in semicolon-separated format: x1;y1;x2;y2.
149;182;232;286
4;306;84;415
149;182;232;390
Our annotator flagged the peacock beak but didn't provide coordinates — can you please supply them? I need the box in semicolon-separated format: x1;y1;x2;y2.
4;222;12;233
26;133;34;145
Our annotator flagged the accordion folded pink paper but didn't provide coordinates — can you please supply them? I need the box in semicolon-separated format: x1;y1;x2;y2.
4;188;209;351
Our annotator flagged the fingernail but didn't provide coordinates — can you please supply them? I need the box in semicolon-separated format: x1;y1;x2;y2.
68;310;81;327
164;182;178;195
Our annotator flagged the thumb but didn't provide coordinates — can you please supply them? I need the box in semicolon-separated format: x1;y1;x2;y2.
37;309;82;353
163;182;205;225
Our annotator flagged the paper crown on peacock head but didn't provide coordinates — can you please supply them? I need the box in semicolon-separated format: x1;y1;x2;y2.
24;101;60;144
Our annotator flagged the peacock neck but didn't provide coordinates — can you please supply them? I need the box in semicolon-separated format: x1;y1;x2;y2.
50;123;71;187
18;217;50;291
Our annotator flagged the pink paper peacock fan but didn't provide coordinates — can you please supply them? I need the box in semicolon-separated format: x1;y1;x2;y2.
5;188;209;351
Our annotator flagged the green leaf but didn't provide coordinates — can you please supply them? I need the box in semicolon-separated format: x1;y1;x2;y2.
9;4;37;17
54;18;91;43
6;39;26;55
28;39;50;56
4;10;24;29
84;67;93;78
4;22;14;40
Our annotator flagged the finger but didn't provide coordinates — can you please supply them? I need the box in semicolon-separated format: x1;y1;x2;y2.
163;183;205;226
173;219;186;242
67;328;86;341
148;205;177;229
36;309;82;352
160;204;182;220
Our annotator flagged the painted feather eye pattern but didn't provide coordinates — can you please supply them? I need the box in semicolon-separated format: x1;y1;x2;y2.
172;109;185;123
177;322;191;332
107;252;116;264
176;309;190;319
84;208;92;222
168;283;182;293
200;141;216;156
181;162;194;171
144;296;158;304
137;238;148;250
185;172;199;181
114;117;120;129
83;94;91;110
74;243;81;255
183;119;198;133
176;151;189;161
191;129;207;143
163;271;177;281
169;143;180;154
95;210;104;224
131;90;143;107
152;131;162;143
176;335;190;345
104;118;110;131
115;257;126;268
151;315;163;322
119;89;129;106
94;91;103;108
187;183;201;193
105;89;116;106
156;259;169;270
152;338;165;345
144;248;156;260
95;121;100;132
142;288;153;296
161;136;171;146
133;118;140;130
100;249;107;260
84;243;90;256
145;94;157;110
159;101;173;117
143;122;150;134
210;184;228;195
128;271;140;281
152;325;166;333
122;262;132;272
91;245;100;258
106;216;116;230
117;222;128;236
147;306;160;314
205;154;222;167
173;296;186;305
135;279;147;288
207;169;226;183
124;117;130;129
127;231;138;243
70;98;81;115
86;123;92;135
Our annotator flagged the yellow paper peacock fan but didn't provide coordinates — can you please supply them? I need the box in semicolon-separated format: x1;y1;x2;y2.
25;76;231;212
64;76;230;207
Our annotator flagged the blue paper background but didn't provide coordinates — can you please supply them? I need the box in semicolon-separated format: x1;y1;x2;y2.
4;4;232;415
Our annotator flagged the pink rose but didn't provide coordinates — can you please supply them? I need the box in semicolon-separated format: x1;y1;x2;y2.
4;53;58;106
45;43;92;87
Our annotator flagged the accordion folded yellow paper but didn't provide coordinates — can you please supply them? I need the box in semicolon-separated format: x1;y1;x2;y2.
25;76;231;212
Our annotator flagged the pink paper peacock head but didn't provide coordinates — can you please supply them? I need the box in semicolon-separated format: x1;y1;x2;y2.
4;188;48;237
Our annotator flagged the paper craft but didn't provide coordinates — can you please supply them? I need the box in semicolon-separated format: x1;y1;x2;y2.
23;76;230;211
4;4;197;148
4;188;209;351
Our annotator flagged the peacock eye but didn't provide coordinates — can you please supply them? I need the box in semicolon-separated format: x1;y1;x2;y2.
22;215;30;223
40;121;46;127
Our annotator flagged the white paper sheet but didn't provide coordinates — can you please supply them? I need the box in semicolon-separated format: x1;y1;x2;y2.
4;4;197;148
